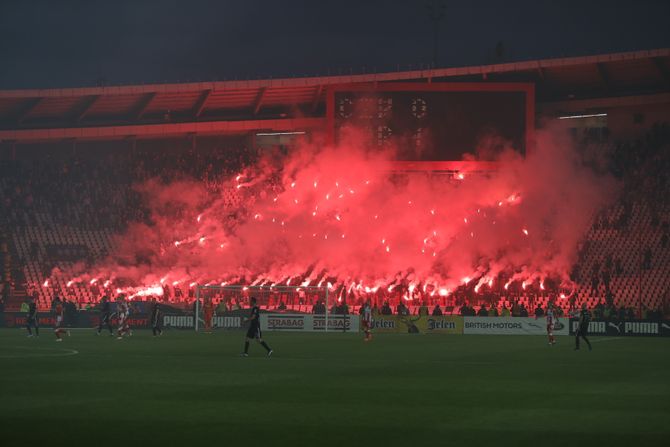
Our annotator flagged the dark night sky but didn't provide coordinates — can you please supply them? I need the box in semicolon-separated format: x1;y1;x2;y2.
1;0;669;89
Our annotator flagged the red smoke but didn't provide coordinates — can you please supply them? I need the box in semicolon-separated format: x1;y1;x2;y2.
65;126;618;299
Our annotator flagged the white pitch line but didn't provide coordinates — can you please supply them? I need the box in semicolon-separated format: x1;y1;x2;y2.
591;337;624;343
0;346;79;359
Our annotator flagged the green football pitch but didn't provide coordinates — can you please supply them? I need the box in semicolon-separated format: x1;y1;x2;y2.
1;329;668;446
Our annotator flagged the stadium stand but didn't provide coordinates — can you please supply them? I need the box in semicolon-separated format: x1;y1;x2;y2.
1;49;669;318
1;123;669;318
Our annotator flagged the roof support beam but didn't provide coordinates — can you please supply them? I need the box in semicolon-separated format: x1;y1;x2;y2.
311;85;323;112
253;87;267;116
596;63;611;88
131;92;156;121
72;95;100;123
536;66;546;81
0;117;326;142
15;97;43;124
192;89;212;118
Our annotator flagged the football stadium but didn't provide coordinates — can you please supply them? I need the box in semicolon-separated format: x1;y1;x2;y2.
1;2;669;446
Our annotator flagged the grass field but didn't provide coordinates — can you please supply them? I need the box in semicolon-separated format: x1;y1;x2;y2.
1;329;668;446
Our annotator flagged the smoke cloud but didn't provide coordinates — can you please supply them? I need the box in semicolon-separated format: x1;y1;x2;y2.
70;125;618;298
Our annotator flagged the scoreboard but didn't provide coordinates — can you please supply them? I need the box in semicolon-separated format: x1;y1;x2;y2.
327;83;534;161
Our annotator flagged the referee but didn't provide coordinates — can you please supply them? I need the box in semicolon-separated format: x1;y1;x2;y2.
26;297;39;337
97;295;113;336
241;297;273;357
575;303;592;351
151;298;163;336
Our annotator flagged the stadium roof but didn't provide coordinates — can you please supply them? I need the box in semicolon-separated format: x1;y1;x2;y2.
0;48;668;143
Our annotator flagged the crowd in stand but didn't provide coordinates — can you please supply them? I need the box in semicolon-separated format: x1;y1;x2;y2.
2;123;670;319
570;122;670;317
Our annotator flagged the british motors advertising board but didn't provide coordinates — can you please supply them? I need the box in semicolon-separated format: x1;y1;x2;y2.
463;317;569;335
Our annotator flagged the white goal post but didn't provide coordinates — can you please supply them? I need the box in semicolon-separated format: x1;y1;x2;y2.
194;285;334;332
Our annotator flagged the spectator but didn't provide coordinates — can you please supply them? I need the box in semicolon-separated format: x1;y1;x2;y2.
477;304;488;317
534;305;544;318
594;300;605;319
500;304;510;317
431;304;443;316
617;305;627;321
519;304;529;317
488;305;499;317
381;302;392;315
396;302;409;316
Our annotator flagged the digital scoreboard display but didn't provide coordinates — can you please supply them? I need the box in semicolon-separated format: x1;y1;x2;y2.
328;83;533;161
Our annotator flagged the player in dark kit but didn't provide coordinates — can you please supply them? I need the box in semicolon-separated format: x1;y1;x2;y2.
575;303;592;351
97;295;113;336
151;298;163;336
26;297;39;337
241;297;273;357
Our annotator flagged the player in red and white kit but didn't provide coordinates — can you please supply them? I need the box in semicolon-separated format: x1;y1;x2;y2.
361;301;373;342
53;296;70;341
116;298;132;340
546;303;556;345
